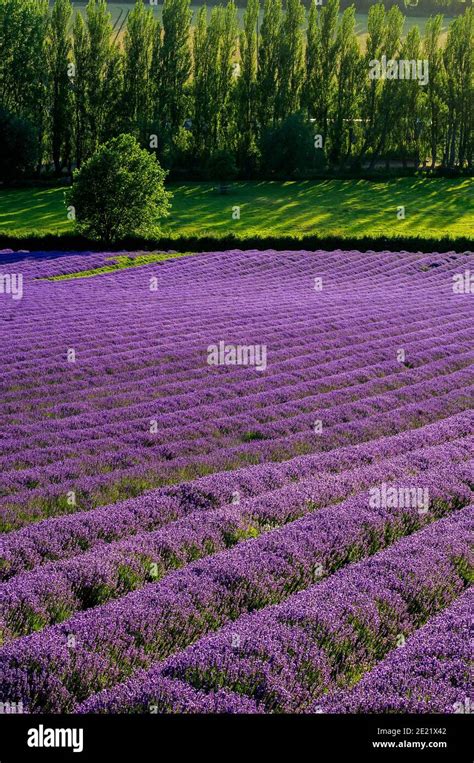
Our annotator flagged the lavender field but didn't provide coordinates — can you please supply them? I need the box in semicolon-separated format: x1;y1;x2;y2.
0;248;472;715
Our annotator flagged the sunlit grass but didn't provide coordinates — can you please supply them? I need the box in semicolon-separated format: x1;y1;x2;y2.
0;177;471;240
42;252;196;280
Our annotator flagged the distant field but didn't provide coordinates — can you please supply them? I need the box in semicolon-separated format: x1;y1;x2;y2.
0;178;472;240
66;2;455;45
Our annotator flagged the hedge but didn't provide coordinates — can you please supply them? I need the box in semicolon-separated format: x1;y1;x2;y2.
0;232;472;254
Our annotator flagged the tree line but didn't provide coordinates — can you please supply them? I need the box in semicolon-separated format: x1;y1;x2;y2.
101;0;472;14
0;0;472;182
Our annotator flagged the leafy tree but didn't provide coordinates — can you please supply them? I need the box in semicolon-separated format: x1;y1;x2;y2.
423;14;447;169
314;0;339;145
0;0;49;121
236;0;259;172
218;1;239;149
359;2;387;163
123;0;155;142
192;6;208;157
373;5;404;166
443;8;473;167
0;0;472;180
0;108;38;183
48;0;73;174
330;6;363;167
304;0;319;117
364;5;404;167
71;10;89;168
394;27;426;167
66;133;171;242
276;0;305;121
193;4;238;158
260;112;315;176
156;0;192;132
149;17;163;154
0;0;49;171
257;0;282;129
84;0;122;155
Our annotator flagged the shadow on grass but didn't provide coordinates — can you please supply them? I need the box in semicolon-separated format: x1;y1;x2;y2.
0;178;471;241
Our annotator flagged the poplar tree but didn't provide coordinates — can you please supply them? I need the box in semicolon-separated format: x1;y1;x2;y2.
0;0;49;123
330;6;362;167
123;0;155;142
85;0;122;154
157;0;192;132
394;27;426;167
360;2;386;164
304;0;319;117
0;0;49;170
48;0;73;174
237;0;259;167
0;0;471;178
257;0;282;129
71;10;89;168
305;0;339;146
193;3;237;157
276;0;305;121
443;8;473;167
218;1;238;149
192;6;208;157
370;4;404;168
423;14;446;169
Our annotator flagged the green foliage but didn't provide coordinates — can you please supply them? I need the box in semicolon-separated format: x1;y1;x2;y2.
0;0;472;180
193;2;238;159
258;0;283;128
122;0;156;141
423;14;447;168
0;0;49;168
329;7;363;166
71;9;89;168
306;0;340;145
276;0;305;120
236;0;259;166
47;0;73;174
260;112;316;176
443;8;473;167
66;133;171;242
0;109;38;182
157;0;192;131
85;0;123;155
206;148;238;181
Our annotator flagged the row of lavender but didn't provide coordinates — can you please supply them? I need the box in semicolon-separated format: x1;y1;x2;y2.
3;410;471;578
2;348;471;483
1;444;472;639
2;381;472;532
74;511;472;714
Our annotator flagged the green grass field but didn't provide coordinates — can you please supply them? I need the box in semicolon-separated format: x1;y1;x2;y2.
0;178;472;241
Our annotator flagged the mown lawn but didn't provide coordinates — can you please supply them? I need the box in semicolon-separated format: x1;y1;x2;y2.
0;177;472;240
